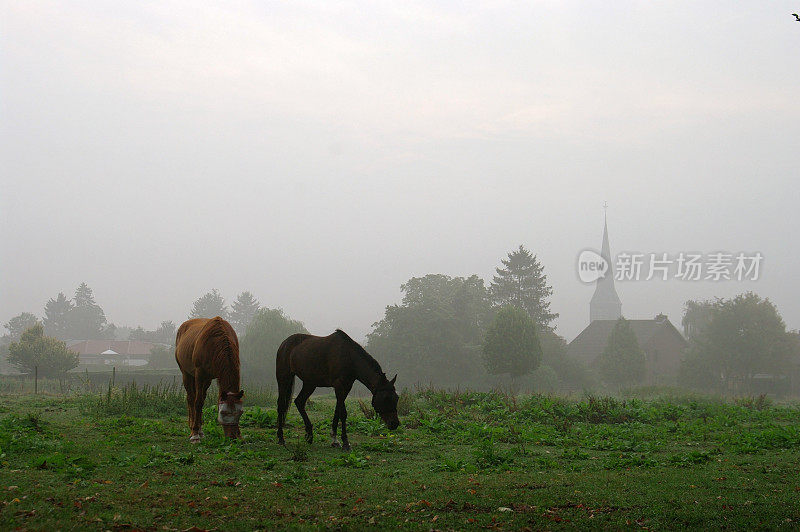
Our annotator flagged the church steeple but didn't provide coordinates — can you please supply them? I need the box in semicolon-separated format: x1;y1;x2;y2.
589;206;622;322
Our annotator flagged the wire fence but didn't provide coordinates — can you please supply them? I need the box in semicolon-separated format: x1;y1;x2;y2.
0;366;184;395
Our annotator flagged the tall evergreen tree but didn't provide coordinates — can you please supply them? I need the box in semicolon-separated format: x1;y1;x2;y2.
73;282;98;307
595;317;646;388
43;292;73;339
189;289;228;320
489;245;558;330
65;282;108;339
230;291;260;335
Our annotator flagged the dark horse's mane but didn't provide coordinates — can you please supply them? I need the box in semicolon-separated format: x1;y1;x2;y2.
335;329;383;377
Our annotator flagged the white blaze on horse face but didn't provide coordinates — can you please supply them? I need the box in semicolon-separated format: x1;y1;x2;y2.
218;401;243;425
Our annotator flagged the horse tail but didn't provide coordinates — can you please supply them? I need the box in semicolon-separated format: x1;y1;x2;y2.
275;333;309;430
276;377;294;430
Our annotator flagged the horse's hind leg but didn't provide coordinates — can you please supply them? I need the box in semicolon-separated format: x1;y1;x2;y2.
181;372;197;441
294;382;316;443
191;376;211;443
276;375;294;445
334;382;353;451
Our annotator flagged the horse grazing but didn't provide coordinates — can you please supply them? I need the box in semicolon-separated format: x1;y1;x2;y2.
175;317;244;442
276;329;399;450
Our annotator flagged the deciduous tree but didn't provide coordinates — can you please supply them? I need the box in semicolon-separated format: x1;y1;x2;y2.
7;323;78;377
3;312;40;342
147;344;176;369
681;299;716;340
367;274;492;388
239;308;307;384
482;305;542;390
595;317;646;388
680;292;795;392
129;321;177;344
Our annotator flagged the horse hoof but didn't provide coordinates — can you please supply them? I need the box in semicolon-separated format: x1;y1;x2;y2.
330;441;341;448
342;444;351;452
190;435;201;443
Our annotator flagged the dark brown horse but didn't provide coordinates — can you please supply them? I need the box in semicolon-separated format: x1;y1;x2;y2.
276;329;399;450
175;317;244;442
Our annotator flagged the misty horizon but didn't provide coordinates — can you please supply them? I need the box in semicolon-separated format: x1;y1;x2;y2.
2;2;798;344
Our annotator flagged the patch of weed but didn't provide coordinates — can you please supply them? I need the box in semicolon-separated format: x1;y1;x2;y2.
329;450;368;469
241;406;277;428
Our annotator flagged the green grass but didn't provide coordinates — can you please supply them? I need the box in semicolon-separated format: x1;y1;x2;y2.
0;387;799;530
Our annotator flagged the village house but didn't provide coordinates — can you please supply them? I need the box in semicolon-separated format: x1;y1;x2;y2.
67;340;158;368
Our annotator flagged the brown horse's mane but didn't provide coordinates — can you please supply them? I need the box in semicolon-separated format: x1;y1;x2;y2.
198;317;240;392
335;329;384;378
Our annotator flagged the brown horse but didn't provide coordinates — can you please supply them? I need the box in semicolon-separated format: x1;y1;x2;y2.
175;317;244;442
276;329;399;451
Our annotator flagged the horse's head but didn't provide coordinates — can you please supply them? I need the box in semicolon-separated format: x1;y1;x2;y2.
218;390;244;438
372;374;400;430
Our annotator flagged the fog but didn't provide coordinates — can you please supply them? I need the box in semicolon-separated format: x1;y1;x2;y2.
2;1;799;342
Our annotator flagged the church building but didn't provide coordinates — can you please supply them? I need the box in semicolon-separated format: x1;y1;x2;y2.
568;213;688;384
589;215;622;322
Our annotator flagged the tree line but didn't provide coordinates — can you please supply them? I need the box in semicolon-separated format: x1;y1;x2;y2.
0;284;305;381
365;245;586;392
576;293;799;394
2;285;266;347
3;247;798;395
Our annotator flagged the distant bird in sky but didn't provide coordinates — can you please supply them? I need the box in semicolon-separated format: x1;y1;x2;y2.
793;13;800;21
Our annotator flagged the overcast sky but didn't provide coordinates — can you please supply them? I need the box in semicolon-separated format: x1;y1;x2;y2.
2;1;799;343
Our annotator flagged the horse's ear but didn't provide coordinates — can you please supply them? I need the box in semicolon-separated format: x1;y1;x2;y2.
390;374;397;386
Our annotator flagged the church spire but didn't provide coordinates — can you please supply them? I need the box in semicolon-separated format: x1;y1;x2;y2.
590;205;622;322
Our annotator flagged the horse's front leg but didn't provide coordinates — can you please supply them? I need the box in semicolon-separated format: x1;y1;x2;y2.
330;408;341;447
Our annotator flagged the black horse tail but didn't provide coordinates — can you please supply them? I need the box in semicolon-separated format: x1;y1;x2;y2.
276;333;310;430
276;377;294;428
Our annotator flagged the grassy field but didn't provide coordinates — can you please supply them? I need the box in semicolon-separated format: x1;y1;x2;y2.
1;384;799;530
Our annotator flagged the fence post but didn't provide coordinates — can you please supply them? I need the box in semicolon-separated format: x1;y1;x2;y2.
112;366;116;388
34;365;38;394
